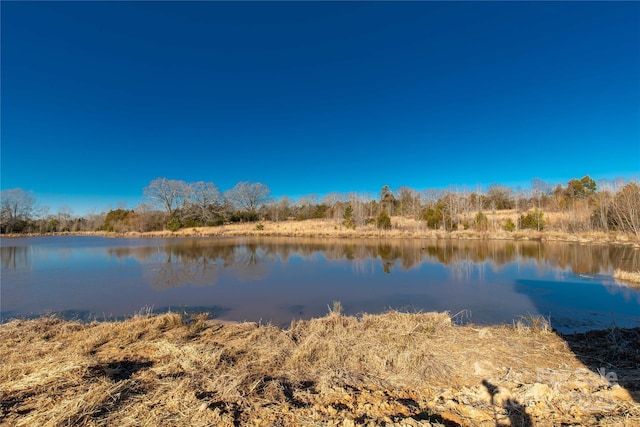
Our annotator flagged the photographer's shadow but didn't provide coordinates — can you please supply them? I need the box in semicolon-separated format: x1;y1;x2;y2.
482;380;532;427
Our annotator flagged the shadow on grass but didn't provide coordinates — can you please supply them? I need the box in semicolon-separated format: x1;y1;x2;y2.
483;380;532;427
513;277;640;404
88;359;153;382
561;326;640;402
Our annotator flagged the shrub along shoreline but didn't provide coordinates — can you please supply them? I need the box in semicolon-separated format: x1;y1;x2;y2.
4;217;639;248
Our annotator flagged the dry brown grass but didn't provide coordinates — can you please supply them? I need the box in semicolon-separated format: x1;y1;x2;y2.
2;310;638;426
614;269;640;287
102;216;640;247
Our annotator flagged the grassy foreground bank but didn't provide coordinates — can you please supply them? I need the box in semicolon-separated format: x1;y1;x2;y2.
1;310;638;426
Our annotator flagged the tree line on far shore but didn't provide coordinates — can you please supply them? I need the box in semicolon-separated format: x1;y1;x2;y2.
1;175;639;237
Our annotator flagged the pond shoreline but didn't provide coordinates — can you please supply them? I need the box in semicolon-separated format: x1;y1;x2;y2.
3;234;638;332
3;218;639;248
1;310;638;426
3;233;638;425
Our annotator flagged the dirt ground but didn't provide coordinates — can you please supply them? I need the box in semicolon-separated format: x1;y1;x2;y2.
1;310;638;426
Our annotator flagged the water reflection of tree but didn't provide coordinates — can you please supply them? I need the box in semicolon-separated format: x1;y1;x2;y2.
1;246;31;270
102;237;640;288
411;240;637;276
109;243;228;289
155;242;243;289
152;250;219;289
238;243;261;266
108;246;159;261
110;240;273;288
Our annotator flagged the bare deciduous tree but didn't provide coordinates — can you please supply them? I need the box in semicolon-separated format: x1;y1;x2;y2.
397;186;421;218
143;178;188;218
57;206;74;232
439;191;459;231
295;194;318;219
0;188;38;233
225;181;271;216
421;188;443;209
271;196;292;222
346;193;373;227
186;181;222;223
322;192;347;221
486;184;514;210
531;178;552;218
592;189;613;232
610;182;640;236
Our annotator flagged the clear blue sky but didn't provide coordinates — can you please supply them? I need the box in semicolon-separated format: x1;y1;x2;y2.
2;1;639;215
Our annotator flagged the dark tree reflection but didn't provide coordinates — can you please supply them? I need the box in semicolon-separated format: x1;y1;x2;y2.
86;237;640;288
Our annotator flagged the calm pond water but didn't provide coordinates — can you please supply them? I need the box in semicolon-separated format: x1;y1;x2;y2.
1;236;639;333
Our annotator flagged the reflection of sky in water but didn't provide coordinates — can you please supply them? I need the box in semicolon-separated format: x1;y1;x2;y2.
513;275;640;331
1;236;639;333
